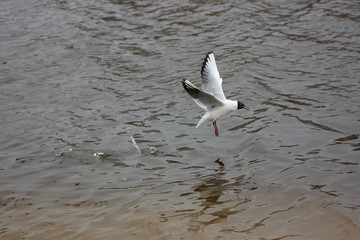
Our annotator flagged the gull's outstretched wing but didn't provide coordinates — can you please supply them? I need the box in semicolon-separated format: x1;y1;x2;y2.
201;52;227;102
182;79;223;111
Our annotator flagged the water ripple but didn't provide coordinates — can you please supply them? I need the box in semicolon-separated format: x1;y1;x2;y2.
1;0;359;239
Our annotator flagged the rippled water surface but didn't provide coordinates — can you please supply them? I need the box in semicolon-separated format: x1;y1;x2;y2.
1;0;360;239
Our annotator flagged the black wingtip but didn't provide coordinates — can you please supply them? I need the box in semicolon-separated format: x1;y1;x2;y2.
181;79;190;91
182;79;200;99
181;79;186;88
181;78;187;88
201;51;213;75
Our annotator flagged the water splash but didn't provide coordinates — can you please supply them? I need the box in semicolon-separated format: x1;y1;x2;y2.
130;134;141;154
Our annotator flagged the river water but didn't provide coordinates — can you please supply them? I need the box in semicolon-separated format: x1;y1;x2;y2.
1;0;359;239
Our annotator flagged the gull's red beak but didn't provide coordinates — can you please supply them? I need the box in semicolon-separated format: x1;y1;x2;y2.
243;105;250;111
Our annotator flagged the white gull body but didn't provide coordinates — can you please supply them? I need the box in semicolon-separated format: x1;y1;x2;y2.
182;52;249;137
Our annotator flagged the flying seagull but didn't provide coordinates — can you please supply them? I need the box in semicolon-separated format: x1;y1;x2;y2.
182;52;249;137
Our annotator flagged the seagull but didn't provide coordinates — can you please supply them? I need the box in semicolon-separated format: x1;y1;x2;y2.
182;52;249;137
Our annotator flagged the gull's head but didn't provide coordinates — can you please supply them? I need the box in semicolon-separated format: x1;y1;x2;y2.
237;101;250;111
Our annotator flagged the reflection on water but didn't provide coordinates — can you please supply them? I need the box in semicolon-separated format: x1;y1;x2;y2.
1;0;360;239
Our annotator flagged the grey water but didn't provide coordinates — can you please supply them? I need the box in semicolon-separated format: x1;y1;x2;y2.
1;0;359;239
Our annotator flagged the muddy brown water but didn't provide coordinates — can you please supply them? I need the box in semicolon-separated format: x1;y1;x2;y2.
1;0;359;239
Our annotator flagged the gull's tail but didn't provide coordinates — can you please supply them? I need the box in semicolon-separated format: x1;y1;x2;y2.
196;112;209;128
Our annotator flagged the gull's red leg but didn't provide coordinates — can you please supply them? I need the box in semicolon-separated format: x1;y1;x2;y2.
213;120;219;137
